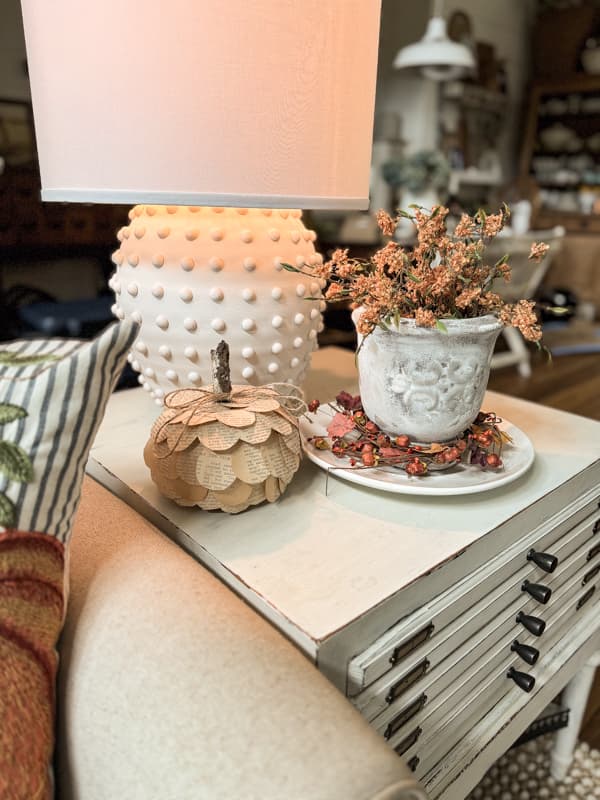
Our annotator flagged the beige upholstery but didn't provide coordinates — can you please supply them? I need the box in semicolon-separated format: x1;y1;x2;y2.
57;478;426;800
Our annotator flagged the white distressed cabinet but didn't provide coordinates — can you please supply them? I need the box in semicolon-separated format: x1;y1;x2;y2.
88;347;600;799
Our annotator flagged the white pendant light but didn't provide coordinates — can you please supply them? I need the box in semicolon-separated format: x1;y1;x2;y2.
393;0;475;82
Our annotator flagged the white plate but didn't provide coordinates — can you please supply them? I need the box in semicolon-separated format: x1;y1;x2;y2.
300;408;535;496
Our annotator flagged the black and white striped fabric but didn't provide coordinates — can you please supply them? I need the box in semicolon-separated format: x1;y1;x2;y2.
0;319;138;542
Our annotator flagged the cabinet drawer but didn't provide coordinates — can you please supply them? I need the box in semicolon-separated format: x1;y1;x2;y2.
348;501;600;695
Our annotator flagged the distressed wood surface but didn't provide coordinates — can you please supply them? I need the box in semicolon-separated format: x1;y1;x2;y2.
88;347;600;656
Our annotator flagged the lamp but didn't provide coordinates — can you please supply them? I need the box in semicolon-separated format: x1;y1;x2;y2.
20;0;382;403
393;0;474;82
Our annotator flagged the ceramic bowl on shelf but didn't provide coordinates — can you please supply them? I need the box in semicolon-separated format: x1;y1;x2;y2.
539;123;577;152
582;47;600;75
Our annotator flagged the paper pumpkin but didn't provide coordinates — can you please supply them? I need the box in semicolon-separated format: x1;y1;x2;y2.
144;383;304;514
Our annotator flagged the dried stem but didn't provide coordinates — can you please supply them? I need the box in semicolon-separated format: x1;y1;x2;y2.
210;340;232;396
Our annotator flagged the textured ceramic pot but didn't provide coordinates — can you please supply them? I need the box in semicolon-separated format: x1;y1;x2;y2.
110;206;326;404
352;310;503;442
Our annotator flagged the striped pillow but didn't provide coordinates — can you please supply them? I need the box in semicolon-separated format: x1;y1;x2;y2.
0;319;137;800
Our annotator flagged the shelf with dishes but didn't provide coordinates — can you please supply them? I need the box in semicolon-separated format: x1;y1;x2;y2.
520;77;600;231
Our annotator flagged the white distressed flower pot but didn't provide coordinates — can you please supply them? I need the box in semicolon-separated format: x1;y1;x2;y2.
352;310;503;442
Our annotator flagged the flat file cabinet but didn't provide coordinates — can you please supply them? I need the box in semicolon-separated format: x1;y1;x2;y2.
89;347;600;799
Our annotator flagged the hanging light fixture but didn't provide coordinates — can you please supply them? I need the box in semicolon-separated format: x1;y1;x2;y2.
393;0;475;82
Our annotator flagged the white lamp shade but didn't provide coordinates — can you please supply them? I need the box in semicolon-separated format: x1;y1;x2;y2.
393;17;474;76
20;0;382;210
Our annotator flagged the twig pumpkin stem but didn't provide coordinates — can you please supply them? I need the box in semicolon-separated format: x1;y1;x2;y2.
211;340;232;396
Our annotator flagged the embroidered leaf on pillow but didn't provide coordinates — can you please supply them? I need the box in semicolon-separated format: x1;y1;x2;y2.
0;352;59;366
0;403;27;424
0;492;15;527
0;441;34;483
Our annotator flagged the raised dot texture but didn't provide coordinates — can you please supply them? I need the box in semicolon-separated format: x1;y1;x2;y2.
296;255;305;267
185;229;199;241
261;209;272;216
154;388;165;398
272;315;283;328
154;399;163;406
184;346;197;360
271;287;283;301
146;207;156;216
131;360;140;371
112;305;124;320
157;226;170;238
242;366;255;379
296;284;306;297
134;226;145;239
127;254;139;267
243;257;256;271
294;313;305;325
242;346;255;359
241;229;253;243
273;257;283;271
293;337;303;348
180;256;194;271
152;283;164;299
291;357;300;368
290;231;301;243
159;345;172;359
319;300;327;311
210;287;224;302
271;342;283;354
131;311;142;324
268;228;280;241
189;206;200;213
242;288;255;302
310;308;320;320
310;281;320;294
211;228;224;241
279;210;289;219
136;341;148;355
144;367;155;378
212;318;226;332
121;227;131;239
152;253;165;268
138;375;146;385
166;369;178;381
188;371;200;382
112;250;124;265
268;362;279;374
242;318;256;332
212;207;224;213
317;320;325;332
179;287;193;302
308;329;318;340
128;209;136;221
156;315;169;330
209;257;224;271
166;206;177;214
184;317;197;332
236;208;248;215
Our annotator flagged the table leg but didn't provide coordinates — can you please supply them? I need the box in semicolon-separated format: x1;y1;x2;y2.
550;651;600;780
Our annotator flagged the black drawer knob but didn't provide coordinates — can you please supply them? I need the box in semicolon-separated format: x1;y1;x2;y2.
527;549;558;573
522;580;552;604
516;611;546;636
507;666;535;693
511;640;540;665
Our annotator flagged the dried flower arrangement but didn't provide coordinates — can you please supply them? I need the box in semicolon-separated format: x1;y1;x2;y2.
284;204;549;342
306;392;511;476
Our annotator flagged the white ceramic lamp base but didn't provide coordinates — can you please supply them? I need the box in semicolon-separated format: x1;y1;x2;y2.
110;206;326;404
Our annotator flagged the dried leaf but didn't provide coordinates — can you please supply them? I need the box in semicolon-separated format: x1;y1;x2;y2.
327;412;355;438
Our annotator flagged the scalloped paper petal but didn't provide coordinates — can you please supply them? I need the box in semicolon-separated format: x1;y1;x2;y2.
176;444;237;490
213;408;256;428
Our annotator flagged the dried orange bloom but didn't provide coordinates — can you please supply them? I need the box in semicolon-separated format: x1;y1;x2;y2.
415;308;437;327
455;213;475;238
376;210;396;237
529;242;550;262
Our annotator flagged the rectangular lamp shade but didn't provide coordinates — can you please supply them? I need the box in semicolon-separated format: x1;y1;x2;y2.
20;0;382;210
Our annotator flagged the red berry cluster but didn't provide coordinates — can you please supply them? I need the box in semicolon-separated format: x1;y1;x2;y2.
306;395;508;477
